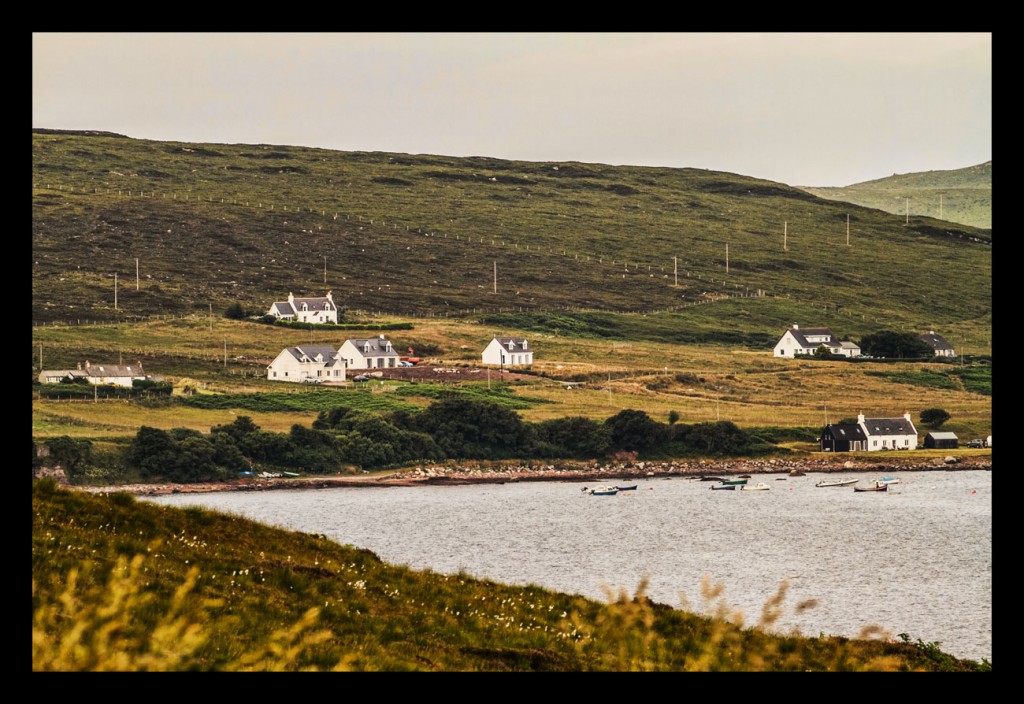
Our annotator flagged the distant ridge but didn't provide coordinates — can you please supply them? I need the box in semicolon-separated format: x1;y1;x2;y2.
799;162;991;229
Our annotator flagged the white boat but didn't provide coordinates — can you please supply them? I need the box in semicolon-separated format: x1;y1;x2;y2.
877;476;901;485
588;485;619;496
815;477;859;488
740;482;771;492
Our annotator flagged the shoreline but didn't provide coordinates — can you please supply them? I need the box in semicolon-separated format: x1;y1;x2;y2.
67;455;992;497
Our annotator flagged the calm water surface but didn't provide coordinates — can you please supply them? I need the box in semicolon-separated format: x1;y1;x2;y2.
146;470;992;663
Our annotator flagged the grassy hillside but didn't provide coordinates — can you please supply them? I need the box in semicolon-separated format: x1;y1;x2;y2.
800;161;991;229
32;480;988;671
33;131;990;340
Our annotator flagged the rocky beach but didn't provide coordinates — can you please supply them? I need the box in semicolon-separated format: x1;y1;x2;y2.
68;454;992;497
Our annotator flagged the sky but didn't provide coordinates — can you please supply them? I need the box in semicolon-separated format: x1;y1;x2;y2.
32;32;991;187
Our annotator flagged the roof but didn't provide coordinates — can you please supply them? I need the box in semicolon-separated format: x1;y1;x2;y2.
920;332;954;351
840;340;861;349
926;431;958;440
84;362;145;377
271;302;293;315
291;297;337;311
492;336;530;351
782;327;837;348
824;423;867;441
862;417;917;436
286;345;339;363
345;338;398;357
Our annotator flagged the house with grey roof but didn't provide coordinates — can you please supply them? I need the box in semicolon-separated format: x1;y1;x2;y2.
820;413;918;452
482;336;533;367
37;360;154;388
919;330;955;357
339;335;400;370
266;345;346;383
267;291;339;324
773;324;861;358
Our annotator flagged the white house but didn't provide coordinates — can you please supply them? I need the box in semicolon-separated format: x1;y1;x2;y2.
920;330;956;357
266;345;346;383
482;337;533;367
773;324;860;358
820;413;918;452
339;335;400;370
267;291;339;324
37;360;151;388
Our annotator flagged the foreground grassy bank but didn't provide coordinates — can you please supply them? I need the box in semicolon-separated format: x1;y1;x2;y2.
32;480;988;671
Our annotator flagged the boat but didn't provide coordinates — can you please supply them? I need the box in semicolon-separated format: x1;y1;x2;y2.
877;476;901;485
710;483;737;490
282;471;301;478
815;477;859;488
615;484;638;491
738;474;752;479
718;478;748;486
700;476;726;482
740;482;771;491
589;486;619;496
854;482;888;492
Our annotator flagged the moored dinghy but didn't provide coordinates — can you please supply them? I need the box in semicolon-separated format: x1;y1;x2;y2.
740;482;771;491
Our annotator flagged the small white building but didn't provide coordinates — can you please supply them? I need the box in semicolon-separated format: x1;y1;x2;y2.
37;360;151;388
773;324;860;358
339;335;400;370
267;291;340;324
266;345;346;383
482;337;533;367
860;413;918;451
920;330;956;357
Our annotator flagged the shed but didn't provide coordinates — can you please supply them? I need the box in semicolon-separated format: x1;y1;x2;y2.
924;431;959;449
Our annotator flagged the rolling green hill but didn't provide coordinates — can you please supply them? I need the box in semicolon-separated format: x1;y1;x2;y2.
799;161;991;229
32;130;990;342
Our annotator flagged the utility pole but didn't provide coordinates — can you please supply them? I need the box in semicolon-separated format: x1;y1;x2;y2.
324;255;327;285
783;222;788;251
209;303;213;332
673;256;678;286
846;214;850;246
114;273;118;310
725;243;729;274
136;258;140;290
493;261;497;294
224;337;227;368
905;198;910;225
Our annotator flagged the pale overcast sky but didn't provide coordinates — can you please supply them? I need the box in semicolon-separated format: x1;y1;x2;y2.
32;32;991;187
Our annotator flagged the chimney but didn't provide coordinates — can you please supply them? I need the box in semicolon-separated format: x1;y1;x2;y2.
77;362;82;370
326;291;333;301
904;413;912;422
288;292;294;303
379;334;385;340
857;413;865;424
793;323;799;330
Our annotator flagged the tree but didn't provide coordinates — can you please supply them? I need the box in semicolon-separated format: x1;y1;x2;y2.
920;408;951;428
224;302;247;320
859;331;933;358
667;410;680;426
604;409;668;453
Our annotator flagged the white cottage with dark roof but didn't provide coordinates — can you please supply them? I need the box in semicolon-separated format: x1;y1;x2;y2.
773;324;860;358
820;413;918;452
919;330;956;357
339;335;400;369
267;292;339;324
482;337;533;367
266;345;346;383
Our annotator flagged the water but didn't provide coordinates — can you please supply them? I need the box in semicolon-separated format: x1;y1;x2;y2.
145;470;992;663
